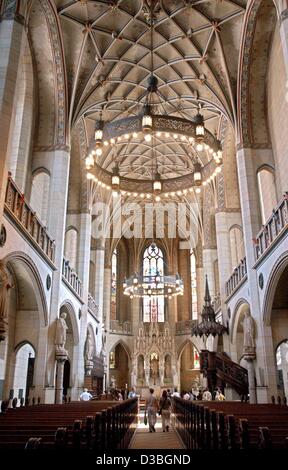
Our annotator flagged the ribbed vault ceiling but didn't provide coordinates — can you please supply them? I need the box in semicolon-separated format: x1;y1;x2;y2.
53;0;247;180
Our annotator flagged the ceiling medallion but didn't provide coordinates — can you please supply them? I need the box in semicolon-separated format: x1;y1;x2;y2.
142;0;162;24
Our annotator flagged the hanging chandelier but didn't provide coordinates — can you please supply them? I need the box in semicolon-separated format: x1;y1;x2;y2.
192;276;227;337
123;242;184;300
84;0;223;195
123;272;184;300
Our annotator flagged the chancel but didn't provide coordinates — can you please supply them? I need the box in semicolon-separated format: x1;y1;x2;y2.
0;0;288;452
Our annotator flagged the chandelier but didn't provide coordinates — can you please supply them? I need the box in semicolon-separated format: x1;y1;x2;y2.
84;0;223;196
191;276;227;337
123;242;184;300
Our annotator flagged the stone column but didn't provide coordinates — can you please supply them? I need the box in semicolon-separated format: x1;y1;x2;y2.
0;5;25;222
245;356;257;404
237;147;278;401
103;265;111;329
31;150;70;397
77;212;92;392
280;8;288;77
55;352;68;404
202;247;218;299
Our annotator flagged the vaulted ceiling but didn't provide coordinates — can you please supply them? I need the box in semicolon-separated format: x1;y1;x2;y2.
31;0;248;180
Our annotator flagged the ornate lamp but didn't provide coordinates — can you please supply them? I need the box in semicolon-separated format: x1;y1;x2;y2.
153;171;162;194
194;112;205;140
192;276;227;337
95;118;104;156
111;164;120;190
193;162;202;186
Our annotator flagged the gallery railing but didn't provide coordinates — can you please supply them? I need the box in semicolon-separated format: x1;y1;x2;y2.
62;257;83;298
4;174;55;262
255;192;288;260
88;293;99;318
225;257;247;298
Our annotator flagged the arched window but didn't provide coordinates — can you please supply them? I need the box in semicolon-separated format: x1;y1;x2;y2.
143;243;164;322
257;167;277;224
111;249;117;318
190;251;198;320
64;227;78;269
30;171;50;226
229;226;244;269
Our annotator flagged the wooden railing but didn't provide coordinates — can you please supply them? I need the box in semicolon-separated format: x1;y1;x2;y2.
62;257;83;298
200;350;248;396
4;175;55;261
255;192;288;260
110;320;132;335
173;399;288;449
175;319;197;335
0;399;138;450
225;258;247;298
88;293;99;318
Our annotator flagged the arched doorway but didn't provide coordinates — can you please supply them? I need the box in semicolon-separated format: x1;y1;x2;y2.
1;254;47;403
109;343;130;390
269;264;288;401
13;343;35;403
179;342;200;393
276;341;288;400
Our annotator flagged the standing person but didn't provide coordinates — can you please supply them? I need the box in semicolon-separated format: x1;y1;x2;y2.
215;388;226;401
159;390;172;432
79;388;93;401
145;388;158;433
128;387;137;399
172;387;180;398
202;388;212;401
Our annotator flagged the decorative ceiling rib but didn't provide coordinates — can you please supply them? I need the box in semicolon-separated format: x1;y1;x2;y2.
44;0;247;179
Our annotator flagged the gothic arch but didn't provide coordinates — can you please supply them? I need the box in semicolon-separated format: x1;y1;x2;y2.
109;339;131;361
27;0;68;148
4;251;48;327
60;300;79;346
262;251;288;326
14;340;36;355
231;298;251;345
177;338;201;361
237;0;277;147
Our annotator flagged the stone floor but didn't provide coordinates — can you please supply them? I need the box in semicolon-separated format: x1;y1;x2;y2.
129;411;184;449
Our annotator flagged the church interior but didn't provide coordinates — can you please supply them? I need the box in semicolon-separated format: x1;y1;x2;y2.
0;0;288;451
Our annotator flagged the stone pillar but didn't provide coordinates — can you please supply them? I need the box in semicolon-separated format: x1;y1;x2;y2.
31;150;70;395
245;357;257;404
280;8;288;77
237;148;278;401
55;352;68;404
202;247;218;299
77;212;92;391
0;6;25;222
94;242;105;321
103;266;111;329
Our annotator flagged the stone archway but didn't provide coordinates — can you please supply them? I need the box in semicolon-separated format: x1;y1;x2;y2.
178;340;200;394
1;253;47;403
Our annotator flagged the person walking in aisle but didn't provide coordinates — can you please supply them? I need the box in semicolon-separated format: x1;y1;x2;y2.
159;390;172;432
145;388;158;432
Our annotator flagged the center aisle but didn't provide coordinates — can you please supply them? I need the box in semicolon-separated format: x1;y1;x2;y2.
129;410;185;449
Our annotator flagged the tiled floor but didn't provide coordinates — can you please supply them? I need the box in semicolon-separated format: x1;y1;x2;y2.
129;412;184;449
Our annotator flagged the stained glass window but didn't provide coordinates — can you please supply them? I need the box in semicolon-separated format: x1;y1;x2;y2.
193;347;200;369
190;251;198;319
143;243;165;322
